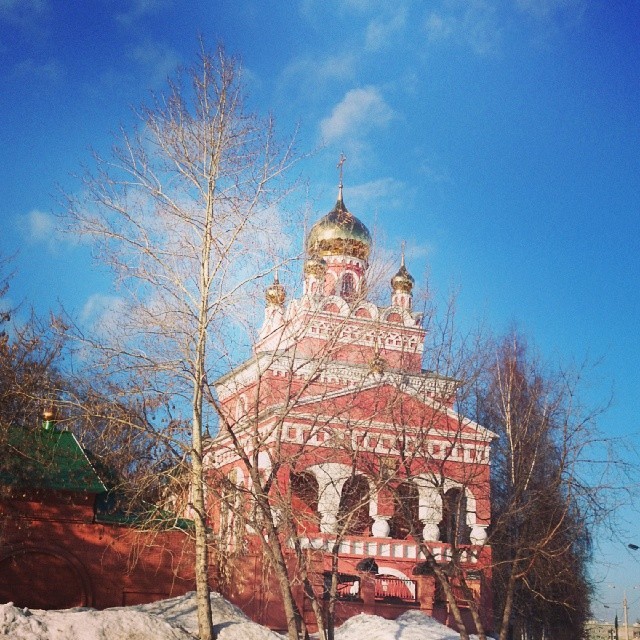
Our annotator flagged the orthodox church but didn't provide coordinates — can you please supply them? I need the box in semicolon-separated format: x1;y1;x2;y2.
207;168;494;632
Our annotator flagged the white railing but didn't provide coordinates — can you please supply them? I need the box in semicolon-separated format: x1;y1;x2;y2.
297;534;480;564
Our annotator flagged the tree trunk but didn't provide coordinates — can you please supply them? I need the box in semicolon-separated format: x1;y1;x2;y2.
192;178;216;640
266;536;305;640
458;570;486;640
192;393;214;640
498;560;521;640
421;551;470;640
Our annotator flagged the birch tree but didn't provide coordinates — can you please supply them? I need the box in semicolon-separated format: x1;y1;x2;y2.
63;44;298;640
476;334;597;640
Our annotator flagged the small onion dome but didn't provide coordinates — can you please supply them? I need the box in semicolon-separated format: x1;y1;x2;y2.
303;253;327;276
306;191;372;261
42;407;57;432
369;352;386;375
391;259;414;293
265;273;286;305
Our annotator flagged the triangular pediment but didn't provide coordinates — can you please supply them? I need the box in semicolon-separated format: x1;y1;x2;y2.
287;379;496;442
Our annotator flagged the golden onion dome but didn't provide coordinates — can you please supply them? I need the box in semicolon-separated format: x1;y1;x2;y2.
391;256;414;293
265;272;286;305
304;253;327;276
306;188;372;261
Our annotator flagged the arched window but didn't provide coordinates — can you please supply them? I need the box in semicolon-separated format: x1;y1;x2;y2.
439;487;470;545
340;273;356;301
389;482;420;539
290;472;320;533
235;395;247;422
338;476;370;536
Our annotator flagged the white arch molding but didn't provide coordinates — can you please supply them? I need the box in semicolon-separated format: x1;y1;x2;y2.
376;566;416;599
305;463;376;535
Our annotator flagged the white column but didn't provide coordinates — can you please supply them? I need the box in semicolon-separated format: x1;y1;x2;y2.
308;463;351;535
417;484;442;542
470;524;488;545
371;516;391;538
317;480;344;534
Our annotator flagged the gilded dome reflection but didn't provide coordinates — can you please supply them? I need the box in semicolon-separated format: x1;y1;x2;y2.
306;194;371;261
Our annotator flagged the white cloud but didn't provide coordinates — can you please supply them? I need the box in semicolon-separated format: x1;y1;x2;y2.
17;209;83;254
130;41;180;87
320;86;394;142
347;177;405;208
0;0;46;24
424;3;502;57
80;293;125;329
425;12;456;42
419;159;453;185
116;0;171;27
365;8;407;51
18;210;60;250
277;53;357;102
516;0;584;20
424;0;583;55
405;240;434;262
12;58;63;83
25;209;55;240
516;0;586;48
341;0;378;12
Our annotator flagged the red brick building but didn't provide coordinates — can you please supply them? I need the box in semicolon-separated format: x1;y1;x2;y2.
208;180;495;632
0;419;198;610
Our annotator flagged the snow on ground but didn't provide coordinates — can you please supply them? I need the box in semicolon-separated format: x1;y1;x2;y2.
0;591;462;640
0;592;281;640
333;610;468;640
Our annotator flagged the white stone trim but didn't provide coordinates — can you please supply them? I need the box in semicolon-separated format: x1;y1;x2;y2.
376;567;416;598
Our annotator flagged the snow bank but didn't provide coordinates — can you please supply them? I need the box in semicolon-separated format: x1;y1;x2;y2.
0;592;281;640
0;601;194;640
0;592;463;640
334;610;465;640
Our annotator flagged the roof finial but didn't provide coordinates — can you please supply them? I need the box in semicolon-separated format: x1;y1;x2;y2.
337;152;347;202
265;267;286;306
401;240;406;267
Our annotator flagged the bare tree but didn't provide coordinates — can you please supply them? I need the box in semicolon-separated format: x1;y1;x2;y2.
367;295;493;640
475;334;601;640
62;44;298;640
0;259;67;441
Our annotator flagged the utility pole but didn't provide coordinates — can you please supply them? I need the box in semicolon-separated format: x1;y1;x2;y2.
624;590;630;640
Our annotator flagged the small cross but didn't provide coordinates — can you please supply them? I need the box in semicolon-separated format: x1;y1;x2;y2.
337;153;347;187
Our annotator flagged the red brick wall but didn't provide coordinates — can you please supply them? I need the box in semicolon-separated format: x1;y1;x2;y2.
0;492;201;610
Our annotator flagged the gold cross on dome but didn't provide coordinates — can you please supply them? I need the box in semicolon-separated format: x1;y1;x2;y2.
337;153;347;187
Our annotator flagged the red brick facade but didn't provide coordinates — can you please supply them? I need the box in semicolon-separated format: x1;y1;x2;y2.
207;187;495;634
0;489;199;610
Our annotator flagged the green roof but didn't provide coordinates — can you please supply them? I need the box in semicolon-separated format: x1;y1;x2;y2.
2;426;107;493
94;494;194;530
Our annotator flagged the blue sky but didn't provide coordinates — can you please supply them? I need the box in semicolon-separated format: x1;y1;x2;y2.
1;0;639;621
